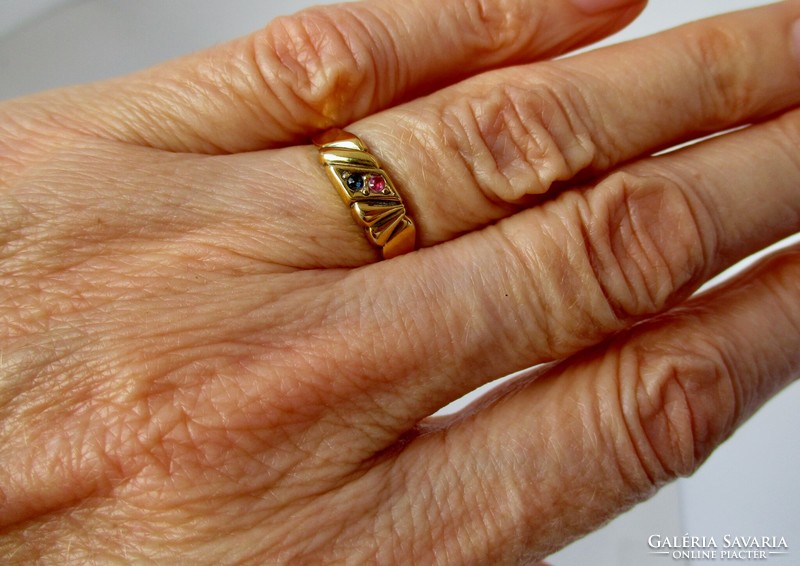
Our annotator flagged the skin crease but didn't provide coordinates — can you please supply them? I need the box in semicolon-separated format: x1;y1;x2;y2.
1;0;800;564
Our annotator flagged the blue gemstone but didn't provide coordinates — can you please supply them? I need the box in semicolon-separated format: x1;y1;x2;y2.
346;173;364;191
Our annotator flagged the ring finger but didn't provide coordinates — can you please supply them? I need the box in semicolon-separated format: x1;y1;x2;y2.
223;0;800;268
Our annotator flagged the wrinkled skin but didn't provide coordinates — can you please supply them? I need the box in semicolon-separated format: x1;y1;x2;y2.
2;0;800;563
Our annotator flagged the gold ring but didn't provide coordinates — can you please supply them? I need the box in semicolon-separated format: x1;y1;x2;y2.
313;128;416;259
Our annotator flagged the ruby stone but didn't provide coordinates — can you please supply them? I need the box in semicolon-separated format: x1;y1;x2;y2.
368;175;386;193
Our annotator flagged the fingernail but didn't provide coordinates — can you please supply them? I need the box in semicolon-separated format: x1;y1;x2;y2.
570;0;643;15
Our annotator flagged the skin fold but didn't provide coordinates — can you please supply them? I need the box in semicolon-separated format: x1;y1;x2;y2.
1;0;799;563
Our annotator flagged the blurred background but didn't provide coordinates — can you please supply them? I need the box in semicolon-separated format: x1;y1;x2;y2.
1;1;798;564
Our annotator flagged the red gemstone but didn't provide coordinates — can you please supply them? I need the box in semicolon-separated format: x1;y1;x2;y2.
368;175;386;193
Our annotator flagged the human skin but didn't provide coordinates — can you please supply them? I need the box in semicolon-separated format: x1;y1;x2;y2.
1;0;800;563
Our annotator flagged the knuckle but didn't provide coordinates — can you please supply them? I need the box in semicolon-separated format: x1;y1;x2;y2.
439;77;596;203
616;340;739;484
462;0;542;56
258;7;379;125
577;172;709;322
684;23;756;124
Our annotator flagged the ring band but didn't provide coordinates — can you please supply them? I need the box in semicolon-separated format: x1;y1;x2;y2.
313;128;416;259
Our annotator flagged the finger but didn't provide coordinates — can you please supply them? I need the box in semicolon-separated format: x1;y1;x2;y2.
404;246;800;563
4;0;646;153
312;103;800;443
360;0;800;242
242;0;800;267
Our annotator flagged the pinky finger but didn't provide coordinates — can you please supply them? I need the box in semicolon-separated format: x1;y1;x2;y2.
393;245;800;563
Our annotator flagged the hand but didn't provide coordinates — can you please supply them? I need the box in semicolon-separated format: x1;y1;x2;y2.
2;0;799;562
